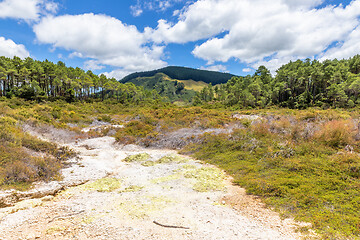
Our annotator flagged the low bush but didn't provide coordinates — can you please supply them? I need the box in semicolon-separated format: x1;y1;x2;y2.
314;120;354;148
183;119;360;239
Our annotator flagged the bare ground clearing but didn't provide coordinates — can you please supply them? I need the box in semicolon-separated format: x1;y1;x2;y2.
0;131;315;240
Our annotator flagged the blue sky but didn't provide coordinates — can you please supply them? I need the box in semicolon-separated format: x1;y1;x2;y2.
0;0;360;79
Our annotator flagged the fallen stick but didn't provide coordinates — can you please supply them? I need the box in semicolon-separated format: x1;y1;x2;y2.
153;220;190;229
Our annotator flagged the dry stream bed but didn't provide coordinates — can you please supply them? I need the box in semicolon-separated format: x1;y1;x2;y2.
0;135;314;240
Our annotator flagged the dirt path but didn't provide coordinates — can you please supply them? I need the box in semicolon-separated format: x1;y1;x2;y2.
0;136;312;240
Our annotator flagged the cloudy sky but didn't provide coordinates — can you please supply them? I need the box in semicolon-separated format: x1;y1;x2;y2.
0;0;360;78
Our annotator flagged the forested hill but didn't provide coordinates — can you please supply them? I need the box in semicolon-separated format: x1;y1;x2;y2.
121;66;236;85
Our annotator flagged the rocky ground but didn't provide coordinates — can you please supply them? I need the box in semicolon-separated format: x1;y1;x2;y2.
0;133;314;240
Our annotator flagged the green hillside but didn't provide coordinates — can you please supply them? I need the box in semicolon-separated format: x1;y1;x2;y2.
128;73;197;102
121;66;236;85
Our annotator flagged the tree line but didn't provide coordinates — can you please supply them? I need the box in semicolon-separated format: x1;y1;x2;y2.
0;56;160;103
196;55;360;108
2;54;360;108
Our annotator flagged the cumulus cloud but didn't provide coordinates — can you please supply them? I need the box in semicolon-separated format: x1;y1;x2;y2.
147;0;360;71
320;26;360;61
103;69;134;80
200;64;227;72
0;0;58;20
0;37;30;58
130;0;184;17
130;4;143;17
282;0;324;10
84;60;105;71
33;13;167;79
242;68;252;73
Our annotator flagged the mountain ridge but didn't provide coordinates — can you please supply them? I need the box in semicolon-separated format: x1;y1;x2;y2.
121;66;236;85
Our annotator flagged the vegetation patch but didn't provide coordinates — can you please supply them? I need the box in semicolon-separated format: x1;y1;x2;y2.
181;166;226;192
151;174;181;184
157;154;189;164
123;153;150;163
115;195;174;219
141;154;189;167
119;185;144;193
184;119;360;239
80;177;122;192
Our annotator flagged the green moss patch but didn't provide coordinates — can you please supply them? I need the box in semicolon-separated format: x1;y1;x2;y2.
123;153;150;162
182;166;225;192
157;154;189;164
116;195;174;219
151;173;181;184
80;177;122;192
141;154;189;167
119;185;144;193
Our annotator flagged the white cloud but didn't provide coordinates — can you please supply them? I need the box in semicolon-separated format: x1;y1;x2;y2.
103;69;133;80
282;0;324;10
130;4;143;17
320;25;360;61
242;68;252;73
0;37;30;58
200;64;227;72
131;0;184;17
0;0;58;20
68;52;84;59
33;13;167;79
84;60;105;71
148;0;360;71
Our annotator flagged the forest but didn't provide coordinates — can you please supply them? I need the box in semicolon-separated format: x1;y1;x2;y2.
0;56;160;104
1;55;360;109
197;55;360;109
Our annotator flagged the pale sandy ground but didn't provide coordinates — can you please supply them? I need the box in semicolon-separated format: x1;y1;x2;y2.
0;136;315;240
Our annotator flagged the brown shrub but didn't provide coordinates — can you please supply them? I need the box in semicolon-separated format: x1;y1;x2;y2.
251;121;271;137
314;120;354;148
4;161;35;183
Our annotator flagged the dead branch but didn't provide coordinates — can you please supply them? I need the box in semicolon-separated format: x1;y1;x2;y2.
153;220;190;229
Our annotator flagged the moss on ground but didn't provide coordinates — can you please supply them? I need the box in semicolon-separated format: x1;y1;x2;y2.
181;166;225;192
151;174;181;184
157;154;189;164
115;195;174;219
124;153;150;162
141;154;189;167
80;177;122;192
119;185;144;193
